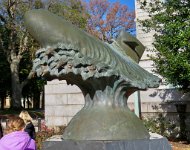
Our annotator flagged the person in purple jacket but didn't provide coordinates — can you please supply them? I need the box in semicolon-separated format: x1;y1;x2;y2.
0;116;36;150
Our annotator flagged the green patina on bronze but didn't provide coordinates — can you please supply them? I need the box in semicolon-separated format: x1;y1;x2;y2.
24;9;160;140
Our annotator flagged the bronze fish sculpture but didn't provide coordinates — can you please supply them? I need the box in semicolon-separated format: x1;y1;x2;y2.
24;9;160;140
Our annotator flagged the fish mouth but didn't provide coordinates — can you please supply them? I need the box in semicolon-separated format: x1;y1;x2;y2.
24;9;69;47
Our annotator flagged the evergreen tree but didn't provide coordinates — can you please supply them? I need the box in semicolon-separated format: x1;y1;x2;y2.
139;0;190;91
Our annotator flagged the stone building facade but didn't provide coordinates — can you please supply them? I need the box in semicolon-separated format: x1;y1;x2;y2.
45;80;84;126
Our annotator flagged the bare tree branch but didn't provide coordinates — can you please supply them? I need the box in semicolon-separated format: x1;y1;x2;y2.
7;0;17;18
0;14;6;23
21;70;35;89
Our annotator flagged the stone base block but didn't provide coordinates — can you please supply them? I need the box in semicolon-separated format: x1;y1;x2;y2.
43;133;172;150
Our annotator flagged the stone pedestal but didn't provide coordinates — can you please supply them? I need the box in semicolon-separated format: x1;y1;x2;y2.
43;133;172;150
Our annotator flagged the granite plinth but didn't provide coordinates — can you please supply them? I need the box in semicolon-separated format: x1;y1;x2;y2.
42;133;172;150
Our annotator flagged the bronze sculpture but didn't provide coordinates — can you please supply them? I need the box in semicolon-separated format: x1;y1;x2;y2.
24;9;160;140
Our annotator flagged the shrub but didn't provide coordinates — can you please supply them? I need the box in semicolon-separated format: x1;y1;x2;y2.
35;121;66;150
142;113;180;139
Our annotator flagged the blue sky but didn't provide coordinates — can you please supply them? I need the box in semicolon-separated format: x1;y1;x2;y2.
109;0;135;10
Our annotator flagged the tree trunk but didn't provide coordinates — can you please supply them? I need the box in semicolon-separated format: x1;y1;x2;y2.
175;104;187;140
41;90;44;109
23;97;26;108
0;98;3;110
9;57;33;109
33;92;40;109
1;97;5;110
27;97;30;108
0;90;6;110
11;75;22;109
10;60;22;109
